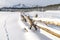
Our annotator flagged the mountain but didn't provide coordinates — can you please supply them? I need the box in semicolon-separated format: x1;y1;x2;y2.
12;4;32;8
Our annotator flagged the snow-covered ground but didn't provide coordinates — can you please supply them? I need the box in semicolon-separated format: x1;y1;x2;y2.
24;11;60;39
0;11;60;40
25;11;60;31
0;12;25;40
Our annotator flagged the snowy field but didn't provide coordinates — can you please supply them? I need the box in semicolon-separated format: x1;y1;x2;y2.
25;11;60;31
0;11;60;40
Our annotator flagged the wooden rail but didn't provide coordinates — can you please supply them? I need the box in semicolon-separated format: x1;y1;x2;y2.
41;20;60;26
23;15;33;26
23;15;60;38
32;18;60;26
37;25;60;38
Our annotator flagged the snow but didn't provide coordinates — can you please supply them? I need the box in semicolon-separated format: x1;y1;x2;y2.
0;11;60;40
24;11;60;39
0;12;25;40
25;11;60;31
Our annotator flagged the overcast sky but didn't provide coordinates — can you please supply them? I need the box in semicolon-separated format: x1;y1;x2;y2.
0;0;60;7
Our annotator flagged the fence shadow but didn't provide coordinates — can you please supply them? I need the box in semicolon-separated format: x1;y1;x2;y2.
31;29;52;40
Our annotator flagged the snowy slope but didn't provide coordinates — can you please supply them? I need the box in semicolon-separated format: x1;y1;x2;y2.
24;11;60;39
0;12;45;40
0;11;60;40
0;12;49;40
25;11;60;31
0;12;25;40
25;11;60;19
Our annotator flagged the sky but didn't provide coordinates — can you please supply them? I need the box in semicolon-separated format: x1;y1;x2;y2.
0;0;60;7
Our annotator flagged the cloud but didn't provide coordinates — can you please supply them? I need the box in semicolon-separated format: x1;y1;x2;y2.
0;0;60;7
0;0;6;7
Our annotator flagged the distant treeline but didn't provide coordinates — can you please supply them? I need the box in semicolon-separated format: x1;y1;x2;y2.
0;4;60;12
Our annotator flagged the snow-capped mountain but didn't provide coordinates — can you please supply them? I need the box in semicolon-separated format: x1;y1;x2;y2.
12;3;38;8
